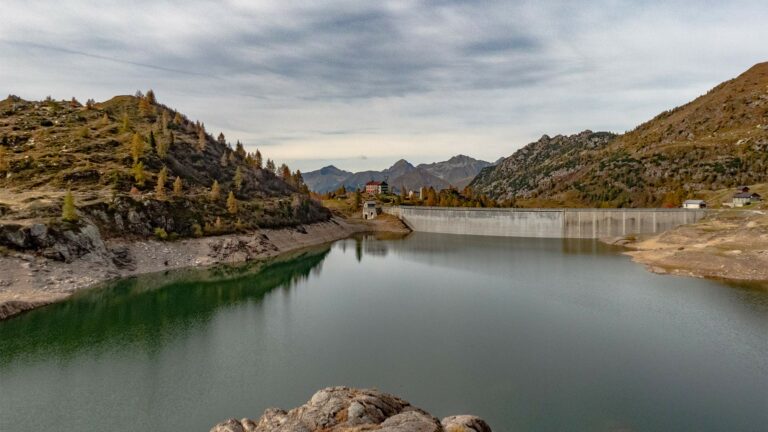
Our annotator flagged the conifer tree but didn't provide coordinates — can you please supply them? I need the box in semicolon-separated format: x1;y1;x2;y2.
161;110;169;134
101;113;110;126
354;188;361;208
62;190;78;222
173;176;183;197
156;133;169;158
227;191;238;214
130;133;144;164
198;129;206;152
255;149;263;169
148;131;156;150
234;166;243;191
266;159;275;173
155;167;168;199
220;152;228;167
217;132;226;146
235;141;246;158
138;97;151;117
0;147;8;172
210;180;221;201
120;112;131;133
145;89;156;104
133;162;146;186
280;164;291;182
173;112;183;125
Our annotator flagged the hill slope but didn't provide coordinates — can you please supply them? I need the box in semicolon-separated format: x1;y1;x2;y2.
471;62;768;207
0;93;328;239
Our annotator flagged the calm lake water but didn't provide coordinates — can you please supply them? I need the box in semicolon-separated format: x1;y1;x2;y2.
1;233;767;432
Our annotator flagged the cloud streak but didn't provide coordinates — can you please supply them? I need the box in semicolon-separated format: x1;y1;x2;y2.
1;0;766;171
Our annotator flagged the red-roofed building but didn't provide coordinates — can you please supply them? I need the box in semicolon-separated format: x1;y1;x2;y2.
364;180;389;195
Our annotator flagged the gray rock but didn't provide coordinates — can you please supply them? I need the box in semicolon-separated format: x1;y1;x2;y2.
441;415;493;432
209;387;491;432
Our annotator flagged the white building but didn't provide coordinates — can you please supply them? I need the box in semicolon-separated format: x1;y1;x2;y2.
362;201;378;219
682;199;707;209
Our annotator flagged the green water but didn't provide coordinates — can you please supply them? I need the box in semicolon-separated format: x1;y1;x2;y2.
1;233;766;431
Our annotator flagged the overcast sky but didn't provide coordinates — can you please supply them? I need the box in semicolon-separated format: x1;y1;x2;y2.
1;0;767;172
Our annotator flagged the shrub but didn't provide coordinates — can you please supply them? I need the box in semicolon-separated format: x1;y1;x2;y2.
154;227;168;240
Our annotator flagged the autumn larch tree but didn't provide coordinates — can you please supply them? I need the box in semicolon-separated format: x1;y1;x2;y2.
133;162;146;186
62;190;78;222
198;128;207;152
130;133;145;164
120;112;131;133
138;97;151;117
227;191;238;214
156;133;169;158
220;152;228;167
155;167;168;199
234;166;243;192
210;180;221;201
280;164;292;184
173;176;183;197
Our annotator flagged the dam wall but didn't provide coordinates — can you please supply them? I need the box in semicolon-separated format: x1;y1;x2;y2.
383;206;708;239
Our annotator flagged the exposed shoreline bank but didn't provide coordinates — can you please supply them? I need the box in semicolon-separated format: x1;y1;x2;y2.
602;210;768;288
0;215;410;320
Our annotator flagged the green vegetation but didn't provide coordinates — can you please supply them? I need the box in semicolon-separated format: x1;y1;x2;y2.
0;91;330;239
61;190;78;222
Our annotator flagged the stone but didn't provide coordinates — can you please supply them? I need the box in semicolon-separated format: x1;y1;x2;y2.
441;415;493;432
209;387;491;432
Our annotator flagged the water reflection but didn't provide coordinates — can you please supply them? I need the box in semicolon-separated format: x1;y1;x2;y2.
0;247;331;365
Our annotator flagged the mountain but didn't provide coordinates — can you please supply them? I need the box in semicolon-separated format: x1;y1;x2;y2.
0;93;328;237
305;155;492;193
417;154;494;188
301;165;352;194
470;62;768;207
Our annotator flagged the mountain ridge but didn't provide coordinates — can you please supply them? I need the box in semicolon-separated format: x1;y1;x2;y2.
470;62;768;207
305;155;493;193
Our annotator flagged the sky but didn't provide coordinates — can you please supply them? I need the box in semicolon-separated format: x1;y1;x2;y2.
1;0;767;173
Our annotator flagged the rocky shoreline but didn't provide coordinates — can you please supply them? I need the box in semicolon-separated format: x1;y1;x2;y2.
0;216;408;320
210;387;491;432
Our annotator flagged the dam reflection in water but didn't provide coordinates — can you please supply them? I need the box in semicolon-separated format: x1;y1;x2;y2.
0;233;766;432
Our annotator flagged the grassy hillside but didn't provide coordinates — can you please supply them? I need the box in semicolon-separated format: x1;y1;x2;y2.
0;92;328;238
471;62;768;207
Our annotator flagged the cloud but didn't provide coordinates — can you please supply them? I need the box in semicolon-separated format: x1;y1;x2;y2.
0;0;766;172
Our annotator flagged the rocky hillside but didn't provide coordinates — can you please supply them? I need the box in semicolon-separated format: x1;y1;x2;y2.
211;387;492;432
471;62;768;207
306;155;491;193
0;92;329;258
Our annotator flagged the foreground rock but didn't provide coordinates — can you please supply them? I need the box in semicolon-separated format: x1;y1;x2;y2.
210;387;491;432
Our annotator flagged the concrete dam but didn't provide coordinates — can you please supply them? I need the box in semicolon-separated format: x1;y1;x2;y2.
384;206;707;239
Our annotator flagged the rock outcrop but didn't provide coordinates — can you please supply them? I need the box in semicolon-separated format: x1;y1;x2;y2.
210;387;491;432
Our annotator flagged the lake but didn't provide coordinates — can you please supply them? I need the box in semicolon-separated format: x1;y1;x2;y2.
1;233;767;431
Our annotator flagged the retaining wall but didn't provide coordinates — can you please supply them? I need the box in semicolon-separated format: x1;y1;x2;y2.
384;206;708;239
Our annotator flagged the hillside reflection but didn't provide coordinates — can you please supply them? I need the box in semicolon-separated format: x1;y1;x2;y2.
0;247;331;364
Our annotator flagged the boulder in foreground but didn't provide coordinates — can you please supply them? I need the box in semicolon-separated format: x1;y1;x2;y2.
210;386;492;432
